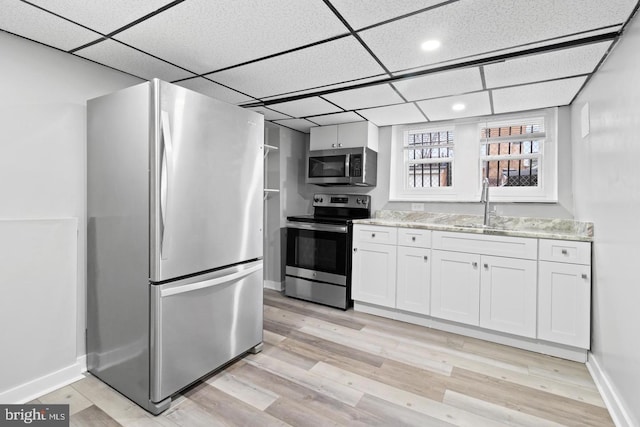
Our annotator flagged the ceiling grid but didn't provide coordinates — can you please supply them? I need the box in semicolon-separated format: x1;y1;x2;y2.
1;0;638;133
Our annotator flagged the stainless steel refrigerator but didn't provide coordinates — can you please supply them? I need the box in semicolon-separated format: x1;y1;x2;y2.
87;79;264;414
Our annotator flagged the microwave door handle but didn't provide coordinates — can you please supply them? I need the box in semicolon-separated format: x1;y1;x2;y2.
344;153;350;177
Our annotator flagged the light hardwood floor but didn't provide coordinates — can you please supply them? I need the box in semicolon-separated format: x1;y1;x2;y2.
32;289;613;426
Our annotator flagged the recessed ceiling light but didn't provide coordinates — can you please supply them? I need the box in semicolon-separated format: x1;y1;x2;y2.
452;103;466;111
421;39;441;51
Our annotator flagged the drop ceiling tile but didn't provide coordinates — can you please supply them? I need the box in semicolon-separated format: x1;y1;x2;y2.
357;103;426;126
272;118;316;133
307;112;363;126
323;84;404;110
115;0;348;73
246;107;291;121
393;68;483;101
416;91;491;121
260;74;386;102
75;39;195;82
331;0;447;30
359;0;637;73
176;77;254;104
492;77;588;114
207;36;385;99
268;97;343;118
484;42;612;89
0;1;99;50
26;0;173;35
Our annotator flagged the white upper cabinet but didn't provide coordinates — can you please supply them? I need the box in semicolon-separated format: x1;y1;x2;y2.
310;121;378;151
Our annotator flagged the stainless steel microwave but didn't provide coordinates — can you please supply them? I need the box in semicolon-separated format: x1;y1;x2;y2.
306;147;377;186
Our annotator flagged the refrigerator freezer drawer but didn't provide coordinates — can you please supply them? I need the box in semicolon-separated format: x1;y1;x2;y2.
150;260;263;403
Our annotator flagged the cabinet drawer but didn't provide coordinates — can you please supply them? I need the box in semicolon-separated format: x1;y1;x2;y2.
397;228;431;248
432;231;537;260
539;239;591;265
354;225;397;245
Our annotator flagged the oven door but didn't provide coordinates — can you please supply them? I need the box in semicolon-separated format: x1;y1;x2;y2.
285;222;348;285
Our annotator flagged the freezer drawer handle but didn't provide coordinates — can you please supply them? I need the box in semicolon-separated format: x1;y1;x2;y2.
160;263;263;297
160;110;174;260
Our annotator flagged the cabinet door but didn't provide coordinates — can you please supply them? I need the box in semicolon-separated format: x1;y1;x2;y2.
309;125;338;150
352;242;397;307
336;121;368;148
431;250;480;326
538;261;591;348
396;246;431;314
479;256;537;338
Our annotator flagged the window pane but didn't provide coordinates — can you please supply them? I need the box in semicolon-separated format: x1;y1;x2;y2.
408;146;454;160
480;123;542;138
408;162;453;188
481;140;540;156
407;130;454;147
481;158;539;187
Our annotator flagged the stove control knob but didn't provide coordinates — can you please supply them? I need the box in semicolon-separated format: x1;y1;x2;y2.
356;198;362;204
319;197;324;203
313;197;319;203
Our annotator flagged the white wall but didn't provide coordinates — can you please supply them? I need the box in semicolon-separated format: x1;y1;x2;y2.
0;32;141;401
570;12;640;427
312;107;575;219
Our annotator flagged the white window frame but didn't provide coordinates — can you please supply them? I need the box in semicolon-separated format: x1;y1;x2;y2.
390;108;558;203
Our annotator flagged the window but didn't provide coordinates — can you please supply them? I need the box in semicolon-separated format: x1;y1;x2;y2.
406;128;454;189
390;108;557;202
480;118;544;188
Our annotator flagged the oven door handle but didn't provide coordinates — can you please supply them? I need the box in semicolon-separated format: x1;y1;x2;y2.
286;222;348;233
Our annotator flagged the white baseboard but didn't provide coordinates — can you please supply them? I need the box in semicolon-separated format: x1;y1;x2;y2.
0;356;87;404
263;280;283;291
586;353;636;427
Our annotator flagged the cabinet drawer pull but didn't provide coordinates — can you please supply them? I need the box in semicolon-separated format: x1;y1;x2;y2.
484;263;489;269
371;233;376;238
353;248;358;252
581;273;588;280
472;262;478;268
412;236;416;241
561;249;568;255
331;143;336;148
423;256;428;261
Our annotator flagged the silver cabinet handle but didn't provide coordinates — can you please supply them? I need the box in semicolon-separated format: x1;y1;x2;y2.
331;143;336;148
338;143;343;147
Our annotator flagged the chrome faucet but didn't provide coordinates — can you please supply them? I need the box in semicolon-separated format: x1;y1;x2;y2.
481;177;492;227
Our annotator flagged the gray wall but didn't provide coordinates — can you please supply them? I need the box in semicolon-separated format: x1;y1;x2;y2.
570;12;640;426
263;123;311;290
0;31;142;400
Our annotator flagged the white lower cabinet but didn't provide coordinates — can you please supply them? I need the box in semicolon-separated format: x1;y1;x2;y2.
352;226;592;355
538;261;591;348
351;241;397;307
480;256;537;338
396;246;431;315
431;250;480;325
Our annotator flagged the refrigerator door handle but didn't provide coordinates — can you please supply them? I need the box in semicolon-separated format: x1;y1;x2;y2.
160;110;173;260
160;262;263;297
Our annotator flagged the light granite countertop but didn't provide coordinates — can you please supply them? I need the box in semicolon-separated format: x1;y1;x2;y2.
353;210;593;242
